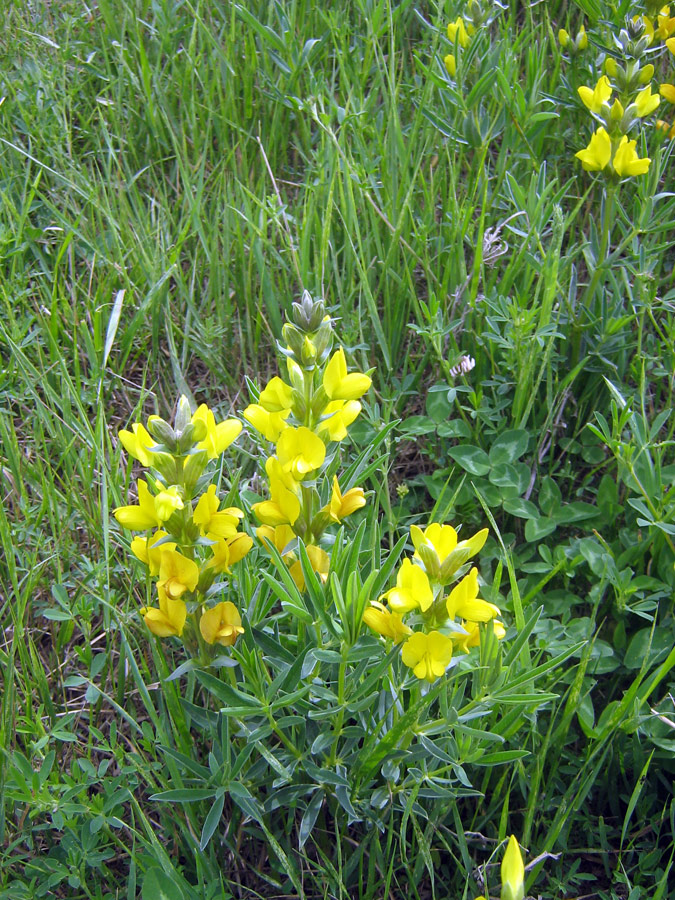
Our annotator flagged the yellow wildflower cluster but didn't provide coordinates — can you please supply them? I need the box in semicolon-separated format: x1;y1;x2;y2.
443;0;500;79
362;522;506;682
569;11;670;176
114;397;251;648
244;291;369;589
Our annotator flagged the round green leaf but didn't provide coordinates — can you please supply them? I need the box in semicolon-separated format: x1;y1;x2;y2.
448;445;490;475
488;429;529;465
524;516;557;542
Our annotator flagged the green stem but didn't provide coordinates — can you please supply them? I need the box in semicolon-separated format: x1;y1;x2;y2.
328;651;348;767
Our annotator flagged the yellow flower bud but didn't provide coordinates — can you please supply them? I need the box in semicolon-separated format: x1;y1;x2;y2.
501;836;525;900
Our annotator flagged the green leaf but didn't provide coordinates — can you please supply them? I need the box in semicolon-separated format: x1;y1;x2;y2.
538;476;562;517
524;516;557;542
448;445;491;476
149;789;217;803
503;498;539;519
200;793;225;851
623;627;673;670
298;789;324;850
142;868;186;900
488;430;529;464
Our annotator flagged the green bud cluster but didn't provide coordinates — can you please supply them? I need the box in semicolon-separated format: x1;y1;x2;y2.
281;290;334;369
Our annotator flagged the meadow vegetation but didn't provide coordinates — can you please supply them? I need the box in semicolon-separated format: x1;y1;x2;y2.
1;1;674;898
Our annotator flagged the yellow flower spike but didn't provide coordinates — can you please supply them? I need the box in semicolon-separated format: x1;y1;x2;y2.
501;835;525;900
383;558;433;614
660;83;675;103
575;127;611;171
258;377;294;412
634;84;660;117
317;399;362;442
119;423;155;467
323;347;372;401
277;426;326;480
452;618;506;654
447;17;470;48
289;544;330;591
243;404;291;442
193;484;244;539
326;477;366;522
446;568;500;622
114;480;162;531
154;484;184;522
157;549;199;599
140;591;187;638
578;75;612;113
192;404;242;459
200;601;244;647
131;530;176;576
401;631;454;682
444;53;456;77
612;136;651;176
362;600;412;644
252;457;301;526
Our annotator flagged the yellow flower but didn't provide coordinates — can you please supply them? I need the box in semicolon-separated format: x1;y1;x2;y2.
411;523;488;581
668;36;675;53
657;7;675;38
451;618;506;654
277;426;326;480
323;348;372;401
383;558;433;614
634;85;660;117
131;530;176;576
578;25;588;49
193;484;244;539
114;480;162;531
157;549;199;599
252;457;301;526
447;17;470;48
289;544;330;591
317;400;362;441
119;423;155;467
192;404;242;459
401;631;454;682
604;57;618;77
656;117;675;137
558;28;570;47
140;592;187;638
575;127;611;171
257;524;296;557
612;136;651;176
205;532;253;573
199;601;244;646
362;600;412;643
243;404;291;442
258;376;294;412
578;76;612;113
501;835;525;900
154;485;184;522
326;477;366;522
446;568;500;622
444;53;456;77
660;83;675;103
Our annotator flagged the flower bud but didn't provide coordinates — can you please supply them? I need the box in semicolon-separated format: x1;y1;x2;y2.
415;542;441;582
177;422;201;453
147;416;178;449
301;335;318;367
292;290;325;332
282;322;305;361
183;449;209;492
501;836;524;900
604;56;618;77
439;544;472;583
174;395;193;433
639;63;654;84
558;28;570;48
